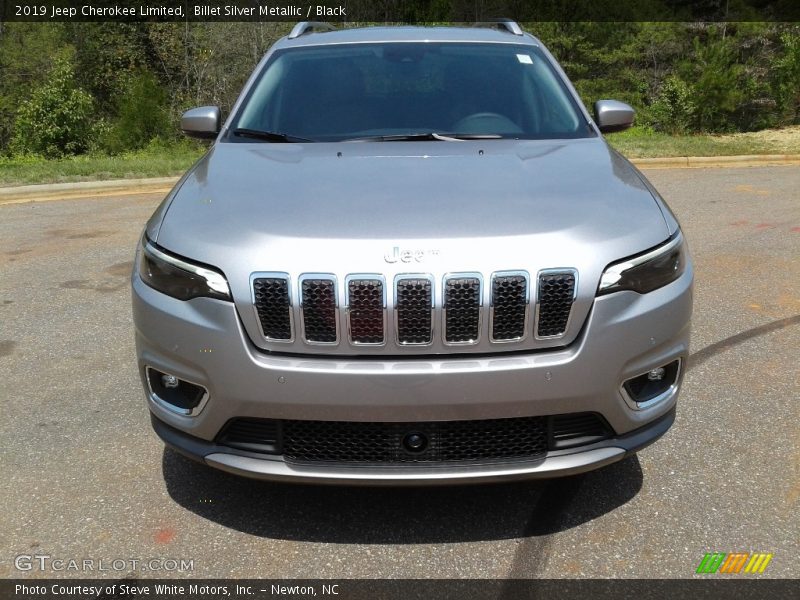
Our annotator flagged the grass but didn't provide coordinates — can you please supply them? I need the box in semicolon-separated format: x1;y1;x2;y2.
0;143;205;187
1;127;798;187
606;125;800;158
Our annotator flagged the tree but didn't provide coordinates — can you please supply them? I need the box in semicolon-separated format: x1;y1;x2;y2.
0;23;66;152
11;51;95;157
102;71;170;153
772;28;800;124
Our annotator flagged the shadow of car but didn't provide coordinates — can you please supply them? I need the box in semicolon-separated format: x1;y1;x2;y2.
161;448;643;544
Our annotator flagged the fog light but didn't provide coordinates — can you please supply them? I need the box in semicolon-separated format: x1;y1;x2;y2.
162;374;180;388
146;367;208;416
622;360;681;410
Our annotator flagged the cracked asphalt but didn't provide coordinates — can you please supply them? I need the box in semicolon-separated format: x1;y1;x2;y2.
1;166;798;580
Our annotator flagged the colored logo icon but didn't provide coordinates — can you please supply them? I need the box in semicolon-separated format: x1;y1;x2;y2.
696;552;773;574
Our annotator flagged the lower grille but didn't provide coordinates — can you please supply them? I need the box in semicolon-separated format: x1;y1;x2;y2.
284;417;547;464
549;413;611;449
218;419;280;454
217;413;611;465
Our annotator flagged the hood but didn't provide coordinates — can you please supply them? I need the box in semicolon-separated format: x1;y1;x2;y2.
157;137;668;258
152;137;672;355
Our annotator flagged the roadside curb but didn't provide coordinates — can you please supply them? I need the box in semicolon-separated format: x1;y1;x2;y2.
0;176;177;205
1;154;798;205
632;154;800;169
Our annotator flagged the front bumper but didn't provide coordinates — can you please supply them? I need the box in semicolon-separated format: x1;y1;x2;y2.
152;408;674;485
133;264;692;484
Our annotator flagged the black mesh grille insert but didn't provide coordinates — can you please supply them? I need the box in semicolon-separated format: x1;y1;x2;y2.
491;274;528;340
300;278;337;343
347;279;384;344
218;419;280;454
444;277;481;343
218;413;615;463
537;272;576;337
282;417;548;464
396;278;432;344
549;413;611;449
253;277;291;340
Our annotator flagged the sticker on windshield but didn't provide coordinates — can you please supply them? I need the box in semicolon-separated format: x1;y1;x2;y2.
516;54;533;64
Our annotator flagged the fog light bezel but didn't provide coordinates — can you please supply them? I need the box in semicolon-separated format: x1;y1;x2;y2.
620;359;682;411
145;366;210;417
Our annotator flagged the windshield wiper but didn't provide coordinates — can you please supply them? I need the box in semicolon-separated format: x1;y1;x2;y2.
345;132;503;142
232;128;313;143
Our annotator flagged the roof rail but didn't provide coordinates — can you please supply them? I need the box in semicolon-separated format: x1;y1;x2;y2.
288;21;336;39
474;19;524;36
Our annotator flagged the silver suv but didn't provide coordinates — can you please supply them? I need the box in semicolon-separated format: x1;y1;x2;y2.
132;21;693;484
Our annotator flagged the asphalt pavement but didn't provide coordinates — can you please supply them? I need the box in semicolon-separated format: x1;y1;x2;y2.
0;166;798;579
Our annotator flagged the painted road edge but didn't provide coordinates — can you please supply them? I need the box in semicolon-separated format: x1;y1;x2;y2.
1;155;799;205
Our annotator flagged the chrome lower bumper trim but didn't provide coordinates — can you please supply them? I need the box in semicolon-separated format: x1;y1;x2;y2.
203;447;625;485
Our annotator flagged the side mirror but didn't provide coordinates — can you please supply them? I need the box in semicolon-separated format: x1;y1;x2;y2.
594;100;635;133
180;106;220;139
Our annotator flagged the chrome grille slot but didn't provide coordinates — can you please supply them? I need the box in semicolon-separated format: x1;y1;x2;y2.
300;275;338;344
536;270;576;338
490;272;529;341
347;277;385;345
443;275;482;344
395;276;433;345
252;275;292;341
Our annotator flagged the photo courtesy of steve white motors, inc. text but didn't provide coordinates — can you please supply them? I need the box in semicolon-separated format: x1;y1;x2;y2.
14;583;340;597
14;3;348;18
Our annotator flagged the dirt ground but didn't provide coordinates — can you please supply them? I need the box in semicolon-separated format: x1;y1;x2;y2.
716;125;800;153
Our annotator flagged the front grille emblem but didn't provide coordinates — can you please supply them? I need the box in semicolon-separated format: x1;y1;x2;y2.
384;246;440;264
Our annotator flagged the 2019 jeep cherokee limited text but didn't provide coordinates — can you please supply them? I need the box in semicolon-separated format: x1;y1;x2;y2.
132;21;693;484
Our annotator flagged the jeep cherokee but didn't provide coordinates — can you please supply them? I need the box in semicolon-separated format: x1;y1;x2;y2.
132;21;693;484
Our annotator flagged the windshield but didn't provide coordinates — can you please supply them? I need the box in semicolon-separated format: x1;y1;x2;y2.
231;42;595;142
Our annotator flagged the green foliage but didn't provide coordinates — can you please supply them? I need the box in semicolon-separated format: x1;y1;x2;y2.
772;30;800;124
680;34;744;131
0;21;798;159
537;21;800;134
535;22;665;127
101;71;170;153
0;23;66;152
0;140;205;186
67;23;153;114
650;76;696;134
144;22;292;118
10;52;95;158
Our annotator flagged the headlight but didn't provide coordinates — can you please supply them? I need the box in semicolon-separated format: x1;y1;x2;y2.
598;232;686;295
138;237;231;301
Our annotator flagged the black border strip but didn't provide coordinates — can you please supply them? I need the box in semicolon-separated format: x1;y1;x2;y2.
3;578;798;599
2;1;799;23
